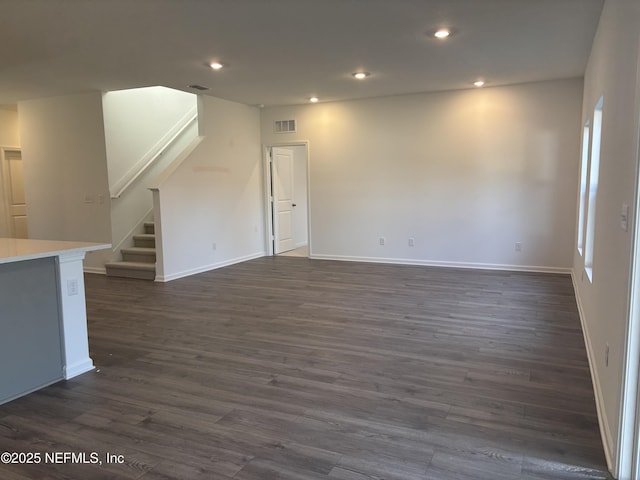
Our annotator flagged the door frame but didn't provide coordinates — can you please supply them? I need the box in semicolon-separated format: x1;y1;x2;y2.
262;141;311;257
618;36;640;480
0;145;23;238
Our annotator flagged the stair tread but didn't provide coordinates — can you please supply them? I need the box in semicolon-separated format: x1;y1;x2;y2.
133;233;155;239
106;261;156;271
121;247;156;254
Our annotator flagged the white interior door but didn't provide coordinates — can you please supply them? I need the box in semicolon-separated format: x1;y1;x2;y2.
3;149;28;239
272;147;294;254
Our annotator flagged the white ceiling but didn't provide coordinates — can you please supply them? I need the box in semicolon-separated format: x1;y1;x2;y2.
0;0;603;107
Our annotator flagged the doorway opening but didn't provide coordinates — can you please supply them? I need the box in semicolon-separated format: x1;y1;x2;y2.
0;147;27;239
263;143;310;257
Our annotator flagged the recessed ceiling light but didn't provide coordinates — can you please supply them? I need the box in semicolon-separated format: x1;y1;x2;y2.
434;28;451;39
352;72;370;80
474;80;485;87
210;62;224;70
309;97;319;103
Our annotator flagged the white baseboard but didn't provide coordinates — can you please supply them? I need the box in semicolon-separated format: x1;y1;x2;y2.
309;253;572;274
571;271;615;472
157;251;266;282
83;267;106;275
64;358;95;380
295;241;309;248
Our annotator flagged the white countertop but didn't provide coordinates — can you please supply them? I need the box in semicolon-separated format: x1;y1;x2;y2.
0;238;111;265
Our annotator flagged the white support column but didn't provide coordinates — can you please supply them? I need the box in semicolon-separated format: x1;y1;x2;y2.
56;251;95;379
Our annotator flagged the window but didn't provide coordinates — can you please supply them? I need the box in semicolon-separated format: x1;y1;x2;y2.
584;97;603;281
577;121;590;255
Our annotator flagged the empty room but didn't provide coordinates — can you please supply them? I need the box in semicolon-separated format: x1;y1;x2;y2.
1;1;640;479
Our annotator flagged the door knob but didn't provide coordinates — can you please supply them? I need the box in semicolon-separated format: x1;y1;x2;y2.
292;203;297;207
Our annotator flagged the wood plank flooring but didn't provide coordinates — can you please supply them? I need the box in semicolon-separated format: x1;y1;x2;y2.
0;257;611;479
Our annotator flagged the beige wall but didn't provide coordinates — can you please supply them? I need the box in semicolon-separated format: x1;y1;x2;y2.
0;107;19;147
261;78;583;271
18;93;112;270
572;0;640;470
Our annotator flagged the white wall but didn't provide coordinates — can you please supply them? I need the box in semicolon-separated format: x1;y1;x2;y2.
18;93;112;270
261;79;583;271
0;106;20;237
102;86;197;191
102;86;198;261
292;145;309;247
572;0;640;470
154;95;264;281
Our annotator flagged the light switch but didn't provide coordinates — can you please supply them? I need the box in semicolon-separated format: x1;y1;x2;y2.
620;203;629;232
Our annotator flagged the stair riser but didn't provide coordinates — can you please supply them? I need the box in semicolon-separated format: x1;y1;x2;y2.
122;252;156;263
134;238;155;248
106;266;156;280
144;225;155;234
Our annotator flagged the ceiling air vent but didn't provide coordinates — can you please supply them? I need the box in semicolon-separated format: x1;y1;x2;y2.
274;119;296;133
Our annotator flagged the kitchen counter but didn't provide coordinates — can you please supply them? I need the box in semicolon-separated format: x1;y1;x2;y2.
0;238;110;405
0;237;109;264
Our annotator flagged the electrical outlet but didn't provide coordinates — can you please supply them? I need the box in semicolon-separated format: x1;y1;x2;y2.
515;242;522;252
67;279;79;296
408;238;415;247
605;343;609;367
379;237;385;246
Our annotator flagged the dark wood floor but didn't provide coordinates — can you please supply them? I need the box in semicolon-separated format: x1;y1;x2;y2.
0;257;611;479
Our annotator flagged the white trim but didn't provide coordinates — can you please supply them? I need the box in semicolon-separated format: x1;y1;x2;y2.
619;34;640;480
55;251;96;387
263;146;274;256
310;253;572;274
57;251;90;264
571;271;615;472
156;251;266;282
63;359;95;380
263;141;312;258
151;189;165;280
83;266;106;275
623;226;640;480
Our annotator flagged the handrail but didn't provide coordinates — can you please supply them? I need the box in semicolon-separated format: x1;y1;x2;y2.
110;112;197;199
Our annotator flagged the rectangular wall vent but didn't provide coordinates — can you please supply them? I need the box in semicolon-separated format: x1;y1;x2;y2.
274;119;296;133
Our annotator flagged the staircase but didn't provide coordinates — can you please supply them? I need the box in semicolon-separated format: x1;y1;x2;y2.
105;222;156;280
